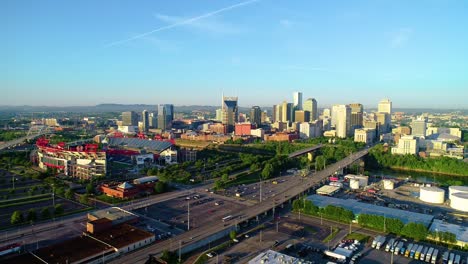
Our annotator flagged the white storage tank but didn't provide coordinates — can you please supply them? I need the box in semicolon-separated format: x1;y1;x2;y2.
419;186;445;204
350;179;360;190
450;192;468;212
383;179;395;190
449;186;468;200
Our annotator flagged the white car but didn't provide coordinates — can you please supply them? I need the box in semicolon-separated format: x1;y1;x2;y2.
206;252;214;258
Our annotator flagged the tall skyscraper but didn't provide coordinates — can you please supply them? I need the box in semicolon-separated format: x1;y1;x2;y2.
149;112;156;128
141;110;149;132
281;101;293;122
157;104;174;130
335;105;351;138
293;92;303;110
378;99;392;114
349;103;363;129
303;98;318;121
122;111;138;126
250;106;262;126
215;109;223;122
222;96;238;133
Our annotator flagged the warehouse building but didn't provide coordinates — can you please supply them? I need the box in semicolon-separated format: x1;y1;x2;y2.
430;219;468;247
307;195;434;226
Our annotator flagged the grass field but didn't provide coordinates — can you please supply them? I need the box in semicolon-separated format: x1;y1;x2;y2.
345;232;370;243
323;226;340;243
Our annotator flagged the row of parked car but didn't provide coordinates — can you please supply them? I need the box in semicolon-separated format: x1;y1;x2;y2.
372;235;466;264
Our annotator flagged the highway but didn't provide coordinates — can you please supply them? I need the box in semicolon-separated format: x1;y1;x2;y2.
110;148;369;264
288;144;323;158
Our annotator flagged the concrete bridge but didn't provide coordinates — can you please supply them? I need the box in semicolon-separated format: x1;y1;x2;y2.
288;143;323;159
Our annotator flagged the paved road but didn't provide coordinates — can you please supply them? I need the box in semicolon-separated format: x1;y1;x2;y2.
110;149;369;264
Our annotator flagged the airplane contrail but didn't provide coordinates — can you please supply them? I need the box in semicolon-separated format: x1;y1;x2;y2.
106;0;261;47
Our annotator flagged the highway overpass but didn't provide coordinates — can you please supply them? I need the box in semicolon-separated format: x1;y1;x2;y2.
0;126;51;151
288;144;323;158
110;148;369;264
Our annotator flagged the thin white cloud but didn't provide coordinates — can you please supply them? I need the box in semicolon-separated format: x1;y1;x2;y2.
153;13;239;34
106;0;260;47
390;28;413;48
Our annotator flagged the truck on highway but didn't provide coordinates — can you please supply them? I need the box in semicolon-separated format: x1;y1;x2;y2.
404;243;414;257
420;246;428;261
431;249;438;264
385;238;395;252
394;241;404;255
425;247;434;262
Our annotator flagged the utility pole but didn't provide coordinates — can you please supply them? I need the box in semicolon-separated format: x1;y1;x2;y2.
178;240;181;263
187;201;190;231
259;178;262;202
349;221;352;234
260;230;262;243
276;220;279;233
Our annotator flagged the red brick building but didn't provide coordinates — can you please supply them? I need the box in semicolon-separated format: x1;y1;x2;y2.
235;123;254;136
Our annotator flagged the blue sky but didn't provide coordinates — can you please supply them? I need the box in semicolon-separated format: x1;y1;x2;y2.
2;0;468;108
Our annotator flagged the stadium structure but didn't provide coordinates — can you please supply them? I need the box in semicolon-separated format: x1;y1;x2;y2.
33;133;177;179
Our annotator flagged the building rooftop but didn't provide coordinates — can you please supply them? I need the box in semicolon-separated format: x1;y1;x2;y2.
88;207;138;223
91;224;155;249
307;195;434;227
118;182;134;189
248;250;313;264
316;185;340;195
430;219;468;243
2;253;45;264
33;235;114;264
133;176;159;184
107;137;172;152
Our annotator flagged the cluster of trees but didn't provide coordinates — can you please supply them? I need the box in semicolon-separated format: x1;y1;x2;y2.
367;144;468;176
292;198;451;242
10;204;64;225
429;230;457;244
358;214;404;235
292;199;354;223
0;131;26;141
261;155;294;180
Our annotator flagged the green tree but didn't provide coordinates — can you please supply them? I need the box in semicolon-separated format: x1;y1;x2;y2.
214;179;225;190
65;189;74;199
154;181;167;194
27;208;37;222
79;194;89;205
160;250;178;263
86;183;94;194
229;230;237;240
221;173;229;182
40;207;50;219
401;222;428;241
11;210;23;225
54;204;64;216
261;163;274;179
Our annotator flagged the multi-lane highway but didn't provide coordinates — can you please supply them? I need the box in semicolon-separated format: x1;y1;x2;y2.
110;148;369;264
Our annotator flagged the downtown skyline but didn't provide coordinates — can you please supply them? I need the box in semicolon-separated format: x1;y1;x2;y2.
2;0;468;108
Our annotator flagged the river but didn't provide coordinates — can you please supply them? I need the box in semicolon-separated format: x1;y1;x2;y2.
368;169;468;186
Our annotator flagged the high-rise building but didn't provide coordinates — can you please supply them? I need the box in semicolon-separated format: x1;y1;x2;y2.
157;104;174;130
294;110;310;123
149;112;156;128
215;109;223;122
250;106;262;126
349;103;363;129
331;105;339;128
293;92;303;110
141;110;149;132
378;99;392;114
376;112;391;134
411;117;427;137
303;98;318;121
281;101;293;122
122;111;138;126
221;96;238;133
334;105;351;138
391;135;419;155
273;104;282;122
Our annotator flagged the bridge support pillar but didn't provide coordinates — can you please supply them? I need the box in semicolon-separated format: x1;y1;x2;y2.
307;152;313;161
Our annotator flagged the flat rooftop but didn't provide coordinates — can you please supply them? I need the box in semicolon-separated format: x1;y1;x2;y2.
2;253;45;264
430;219;468;243
88;207;138;223
316;185;340;195
248;250;313;264
92;224;155;249
33;235;114;264
307;195;434;227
